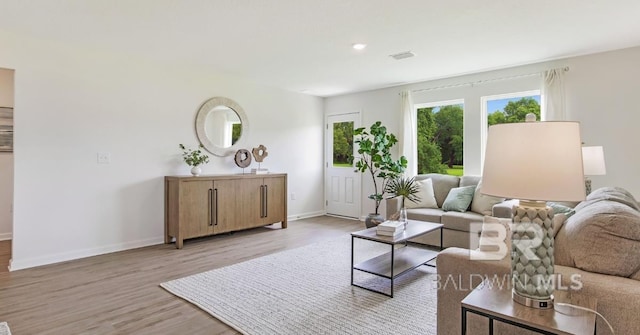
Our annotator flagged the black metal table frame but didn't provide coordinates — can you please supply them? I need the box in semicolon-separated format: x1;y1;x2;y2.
461;306;597;335
350;226;443;298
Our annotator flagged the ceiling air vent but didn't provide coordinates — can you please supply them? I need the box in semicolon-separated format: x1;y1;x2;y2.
390;51;416;60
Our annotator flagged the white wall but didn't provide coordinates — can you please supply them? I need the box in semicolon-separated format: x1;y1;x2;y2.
0;67;14;240
326;46;640;218
0;30;325;270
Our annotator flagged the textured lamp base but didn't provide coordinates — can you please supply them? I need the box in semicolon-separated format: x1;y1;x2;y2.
511;200;555;308
513;290;554;309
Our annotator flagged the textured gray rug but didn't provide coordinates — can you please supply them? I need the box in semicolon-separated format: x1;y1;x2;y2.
161;235;437;335
0;322;11;335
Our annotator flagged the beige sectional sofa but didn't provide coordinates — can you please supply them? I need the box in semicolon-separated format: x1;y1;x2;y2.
385;173;509;249
436;187;640;335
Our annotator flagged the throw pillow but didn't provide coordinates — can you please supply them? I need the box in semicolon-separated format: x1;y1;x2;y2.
478;216;512;259
471;181;505;216
405;178;438;209
442;185;475;212
548;202;576;219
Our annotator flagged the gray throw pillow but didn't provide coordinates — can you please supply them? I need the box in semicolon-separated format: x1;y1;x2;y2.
442;186;475;212
547;202;576;219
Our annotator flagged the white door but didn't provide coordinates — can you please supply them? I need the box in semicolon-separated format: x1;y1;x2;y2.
325;113;361;218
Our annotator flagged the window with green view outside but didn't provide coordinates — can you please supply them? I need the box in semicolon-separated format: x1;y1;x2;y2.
416;102;464;176
333;121;354;167
486;94;541;126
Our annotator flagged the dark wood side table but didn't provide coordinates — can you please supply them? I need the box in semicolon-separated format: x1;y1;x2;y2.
461;279;597;335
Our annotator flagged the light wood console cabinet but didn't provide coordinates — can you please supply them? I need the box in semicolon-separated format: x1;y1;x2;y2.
165;173;287;248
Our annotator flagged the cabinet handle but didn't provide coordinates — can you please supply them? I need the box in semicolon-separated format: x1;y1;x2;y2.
260;185;265;218
214;188;218;226
264;185;268;218
208;188;213;226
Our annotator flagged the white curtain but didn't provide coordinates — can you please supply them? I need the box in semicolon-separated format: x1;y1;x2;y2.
542;68;566;121
399;90;417;177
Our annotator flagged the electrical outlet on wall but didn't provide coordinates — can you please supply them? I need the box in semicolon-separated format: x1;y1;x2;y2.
290;193;296;200
97;152;111;164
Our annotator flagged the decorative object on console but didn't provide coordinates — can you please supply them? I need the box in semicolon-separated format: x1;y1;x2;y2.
481;114;585;309
234;149;252;170
385;177;420;228
179;144;210;176
251;144;269;174
354;121;407;228
582;146;606;195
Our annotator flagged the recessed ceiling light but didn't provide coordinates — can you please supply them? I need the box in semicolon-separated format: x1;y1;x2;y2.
352;43;367;50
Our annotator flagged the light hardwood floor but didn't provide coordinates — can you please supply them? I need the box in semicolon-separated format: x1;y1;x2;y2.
0;216;362;334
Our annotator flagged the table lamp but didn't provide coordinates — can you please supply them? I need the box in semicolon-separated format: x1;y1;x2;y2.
481;115;585;309
582;146;606;195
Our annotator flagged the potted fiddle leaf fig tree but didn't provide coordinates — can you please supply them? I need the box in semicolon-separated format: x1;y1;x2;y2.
354;121;407;228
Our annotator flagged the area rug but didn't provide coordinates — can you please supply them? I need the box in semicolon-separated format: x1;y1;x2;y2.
161;235;437;335
0;322;11;335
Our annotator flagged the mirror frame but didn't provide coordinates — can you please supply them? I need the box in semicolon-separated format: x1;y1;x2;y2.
195;97;249;157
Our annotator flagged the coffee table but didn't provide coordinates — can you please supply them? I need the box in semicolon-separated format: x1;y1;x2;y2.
350;219;443;297
461;279;597;335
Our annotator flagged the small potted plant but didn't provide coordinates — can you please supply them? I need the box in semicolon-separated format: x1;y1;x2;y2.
385;177;420;227
354;121;407;228
179;144;210;176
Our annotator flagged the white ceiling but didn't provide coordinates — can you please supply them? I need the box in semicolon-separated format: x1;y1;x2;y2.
2;0;640;97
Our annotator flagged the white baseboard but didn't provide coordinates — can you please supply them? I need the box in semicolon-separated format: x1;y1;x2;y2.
287;210;326;222
8;236;164;271
0;232;12;241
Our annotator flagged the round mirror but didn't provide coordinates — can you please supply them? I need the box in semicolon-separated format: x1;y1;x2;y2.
195;97;249;157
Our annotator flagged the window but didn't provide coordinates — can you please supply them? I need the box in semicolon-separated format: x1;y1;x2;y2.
481;90;541;167
416;100;464;176
484;91;541;126
332;121;354;167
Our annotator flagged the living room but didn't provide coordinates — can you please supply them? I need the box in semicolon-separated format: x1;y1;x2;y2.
1;1;640;334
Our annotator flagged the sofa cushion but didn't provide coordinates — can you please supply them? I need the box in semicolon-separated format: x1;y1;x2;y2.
406;208;444;223
459;175;481;188
471;181;505;216
564;198;640;277
554;222;573;267
478;216;512;258
442;185;475;212
406;178;438;209
441;211;484;232
416;173;459;208
579;186;640;211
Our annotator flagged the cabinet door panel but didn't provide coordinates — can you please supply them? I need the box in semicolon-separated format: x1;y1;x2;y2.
212;179;239;234
237;178;264;230
180;180;214;239
264;176;286;224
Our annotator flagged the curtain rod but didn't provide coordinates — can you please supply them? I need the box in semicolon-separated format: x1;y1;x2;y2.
406;66;570;94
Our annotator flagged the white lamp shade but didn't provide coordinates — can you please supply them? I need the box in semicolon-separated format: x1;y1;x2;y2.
582;146;606;175
482;121;586;202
